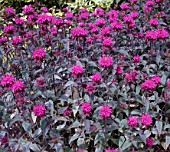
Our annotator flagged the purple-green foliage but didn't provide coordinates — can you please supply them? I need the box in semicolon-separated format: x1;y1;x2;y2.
0;0;170;152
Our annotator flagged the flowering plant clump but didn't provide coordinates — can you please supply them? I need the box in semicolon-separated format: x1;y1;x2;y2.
33;105;46;117
141;114;153;127
72;65;84;77
81;102;93;117
0;1;170;151
32;48;46;62
100;105;112;119
128;116;138;129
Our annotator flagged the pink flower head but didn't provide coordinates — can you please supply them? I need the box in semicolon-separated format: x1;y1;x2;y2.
0;135;9;145
125;70;139;83
116;66;123;75
121;3;130;11
92;73;102;83
149;19;159;27
91;27;99;34
168;80;170;91
4;7;16;16
33;48;46;62
33;105;46;117
123;16;134;25
155;0;164;4
151;76;161;85
146;138;154;147
0;74;15;87
88;23;95;30
23;5;34;14
128;116;138;129
87;37;94;44
35;76;46;87
11;80;26;93
95;8;104;17
86;83;96;95
80;13;90;20
130;12;139;20
81;102;93;116
41;7;49;13
143;6;152;14
130;0;138;4
108;10;119;20
65;20;72;26
100;105;112;119
101;26;111;36
52;18;64;26
79;22;86;27
146;0;155;7
102;37;113;48
14;18;25;25
145;31;158;41
64;109;72;116
0;37;8;44
12;36;22;45
133;55;140;64
156;29;169;40
111;20;123;30
99;55;113;69
141;114;152;127
81;8;87;13
51;27;58;36
4;25;15;34
36;14;52;24
96;19;106;27
65;12;74;19
142;79;157;92
72;65;84;77
77;149;84;152
71;27;88;39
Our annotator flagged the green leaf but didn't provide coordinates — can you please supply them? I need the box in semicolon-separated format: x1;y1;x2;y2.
136;85;141;94
156;121;163;135
144;130;151;138
77;138;85;147
139;133;146;143
22;121;32;137
69;120;81;129
119;136;125;148
55;143;63;152
40;118;48;136
57;122;66;130
165;136;170;150
34;128;42;137
88;61;97;67
9;115;23;127
45;100;54;115
94;132;105;145
54;74;62;80
161;74;167;85
119;119;127;128
95;145;104;152
22;121;31;132
84;94;90;101
121;140;132;151
64;81;75;88
145;100;150;113
69;134;79;144
29;143;40;152
72;105;79;117
31;112;37;123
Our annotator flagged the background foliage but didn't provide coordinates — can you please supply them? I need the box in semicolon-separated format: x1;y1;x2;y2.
0;0;170;152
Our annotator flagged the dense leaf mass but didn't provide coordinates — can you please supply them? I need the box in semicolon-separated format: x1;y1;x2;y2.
0;0;170;151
